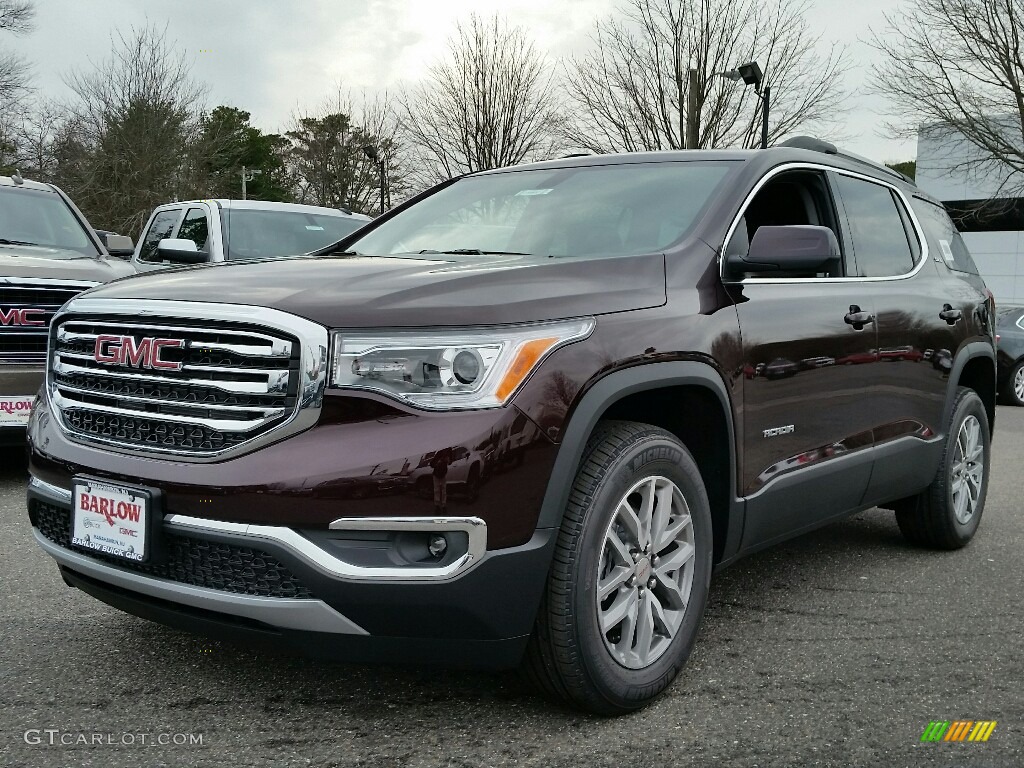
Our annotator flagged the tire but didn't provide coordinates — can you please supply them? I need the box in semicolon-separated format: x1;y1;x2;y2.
524;420;713;714
464;465;481;502
999;359;1024;406
895;387;990;549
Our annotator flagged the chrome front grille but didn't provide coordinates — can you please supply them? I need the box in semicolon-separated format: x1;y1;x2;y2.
0;280;95;364
51;316;300;455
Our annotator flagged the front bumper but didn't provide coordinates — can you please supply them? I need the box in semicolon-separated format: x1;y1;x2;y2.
29;475;556;668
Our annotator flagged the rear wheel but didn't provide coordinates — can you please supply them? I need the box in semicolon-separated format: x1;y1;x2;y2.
525;421;713;714
895;387;990;549
999;359;1024;406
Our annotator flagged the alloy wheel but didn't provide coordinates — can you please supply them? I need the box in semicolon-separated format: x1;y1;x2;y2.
596;476;696;670
951;414;984;525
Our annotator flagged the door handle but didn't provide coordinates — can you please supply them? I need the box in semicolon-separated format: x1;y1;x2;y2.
939;303;962;325
844;305;874;330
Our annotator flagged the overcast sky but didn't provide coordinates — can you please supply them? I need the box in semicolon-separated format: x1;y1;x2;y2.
10;0;917;162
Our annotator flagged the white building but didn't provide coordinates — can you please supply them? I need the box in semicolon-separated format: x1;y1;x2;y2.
915;120;1024;305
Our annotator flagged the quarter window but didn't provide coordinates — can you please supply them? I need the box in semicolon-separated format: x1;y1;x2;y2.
138;210;180;263
834;175;916;277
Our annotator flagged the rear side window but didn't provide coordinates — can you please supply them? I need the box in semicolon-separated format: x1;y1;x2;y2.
912;197;980;275
176;207;209;251
834;175;916;277
138;209;180;262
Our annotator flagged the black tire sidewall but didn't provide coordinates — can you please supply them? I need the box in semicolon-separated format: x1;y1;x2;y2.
1006;361;1024;406
570;433;713;709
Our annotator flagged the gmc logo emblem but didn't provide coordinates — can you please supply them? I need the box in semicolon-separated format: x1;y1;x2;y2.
0;307;46;327
94;335;185;371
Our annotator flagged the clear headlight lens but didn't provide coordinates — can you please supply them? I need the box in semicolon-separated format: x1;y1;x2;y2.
329;318;595;409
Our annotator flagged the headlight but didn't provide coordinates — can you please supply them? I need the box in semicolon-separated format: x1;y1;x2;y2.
329;318;595;409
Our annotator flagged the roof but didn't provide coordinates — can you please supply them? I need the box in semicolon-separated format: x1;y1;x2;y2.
166;199;372;220
0;176;55;192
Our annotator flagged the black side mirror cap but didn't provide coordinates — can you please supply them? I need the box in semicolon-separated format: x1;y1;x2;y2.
726;225;841;275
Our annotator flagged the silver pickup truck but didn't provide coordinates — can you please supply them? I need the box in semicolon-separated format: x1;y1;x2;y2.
0;175;135;443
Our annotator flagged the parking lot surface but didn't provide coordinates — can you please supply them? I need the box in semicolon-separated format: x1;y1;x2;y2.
1;408;1022;767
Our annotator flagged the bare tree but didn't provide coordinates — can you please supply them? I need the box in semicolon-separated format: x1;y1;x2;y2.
62;23;207;233
400;14;564;186
870;0;1024;195
563;0;848;152
0;0;36;160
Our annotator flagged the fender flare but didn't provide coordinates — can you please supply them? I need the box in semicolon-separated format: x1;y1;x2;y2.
535;361;744;564
943;341;996;429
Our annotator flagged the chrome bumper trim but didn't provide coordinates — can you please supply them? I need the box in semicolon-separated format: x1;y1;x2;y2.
33;529;368;635
30;475;487;583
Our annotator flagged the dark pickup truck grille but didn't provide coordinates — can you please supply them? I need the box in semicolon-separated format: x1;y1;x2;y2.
51;316;299;455
0;281;94;364
31;500;314;599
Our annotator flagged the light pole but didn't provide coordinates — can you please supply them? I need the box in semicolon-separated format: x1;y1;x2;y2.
721;61;769;149
362;145;388;216
240;166;262;200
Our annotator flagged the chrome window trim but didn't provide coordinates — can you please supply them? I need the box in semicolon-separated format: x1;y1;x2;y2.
32;530;368;635
46;298;328;463
719;162;930;285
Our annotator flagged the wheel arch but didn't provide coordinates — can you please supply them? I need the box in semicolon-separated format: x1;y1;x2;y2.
947;343;996;433
537;361;743;567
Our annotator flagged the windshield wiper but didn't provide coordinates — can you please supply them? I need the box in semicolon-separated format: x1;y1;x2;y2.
0;238;40;246
418;248;530;255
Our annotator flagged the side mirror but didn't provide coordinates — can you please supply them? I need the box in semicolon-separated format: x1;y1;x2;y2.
103;234;135;259
726;225;841;275
157;238;208;264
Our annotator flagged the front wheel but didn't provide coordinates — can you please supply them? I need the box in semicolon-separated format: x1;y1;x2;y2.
895;387;990;549
524;421;713;714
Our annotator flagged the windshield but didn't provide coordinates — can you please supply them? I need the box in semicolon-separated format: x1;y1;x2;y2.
348;161;737;259
0;186;99;257
221;208;367;260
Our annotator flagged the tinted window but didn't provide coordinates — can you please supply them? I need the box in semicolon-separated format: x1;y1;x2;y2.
348;162;737;259
834;175;915;277
0;186;99;257
221;210;366;260
176;207;209;250
912;197;981;274
945;198;1024;232
139;209;180;262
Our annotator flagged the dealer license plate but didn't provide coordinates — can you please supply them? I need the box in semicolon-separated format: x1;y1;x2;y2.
71;479;150;562
0;395;34;426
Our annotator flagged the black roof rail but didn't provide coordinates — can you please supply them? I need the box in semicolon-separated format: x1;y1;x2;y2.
779;135;914;186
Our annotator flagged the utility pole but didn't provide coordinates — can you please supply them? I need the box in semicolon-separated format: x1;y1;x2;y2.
685;68;700;149
760;84;770;150
362;145;388;216
240;166;261;200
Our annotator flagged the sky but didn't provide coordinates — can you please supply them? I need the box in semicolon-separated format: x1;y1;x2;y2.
8;0;918;163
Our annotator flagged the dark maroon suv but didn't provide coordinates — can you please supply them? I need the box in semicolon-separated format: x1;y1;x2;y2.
26;139;996;714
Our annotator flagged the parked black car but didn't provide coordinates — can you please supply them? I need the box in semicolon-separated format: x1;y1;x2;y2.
996;306;1024;405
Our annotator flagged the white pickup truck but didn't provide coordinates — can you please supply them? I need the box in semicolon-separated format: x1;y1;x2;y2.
131;199;372;270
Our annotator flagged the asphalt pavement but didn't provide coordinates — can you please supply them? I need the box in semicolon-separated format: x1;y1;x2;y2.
1;408;1022;768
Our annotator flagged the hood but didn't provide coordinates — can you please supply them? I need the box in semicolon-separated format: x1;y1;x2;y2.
81;253;668;327
0;248;135;283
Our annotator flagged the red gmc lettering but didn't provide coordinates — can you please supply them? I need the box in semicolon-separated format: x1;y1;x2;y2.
0;307;45;326
93;336;184;370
